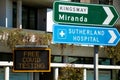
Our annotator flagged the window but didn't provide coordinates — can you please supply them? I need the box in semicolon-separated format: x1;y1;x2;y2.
22;7;37;30
0;53;12;61
51;55;63;63
71;0;80;2
13;4;37;30
99;0;113;4
67;57;84;64
13;3;17;28
51;55;112;65
99;58;111;65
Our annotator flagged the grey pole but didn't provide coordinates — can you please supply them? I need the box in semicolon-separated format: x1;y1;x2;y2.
94;45;99;80
83;69;87;80
17;0;22;29
5;67;9;80
54;68;59;80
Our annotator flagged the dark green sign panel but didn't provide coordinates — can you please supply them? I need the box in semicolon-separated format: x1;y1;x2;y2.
13;47;51;72
53;1;119;26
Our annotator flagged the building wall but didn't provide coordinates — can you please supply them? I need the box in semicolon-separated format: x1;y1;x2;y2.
51;45;106;57
0;0;109;58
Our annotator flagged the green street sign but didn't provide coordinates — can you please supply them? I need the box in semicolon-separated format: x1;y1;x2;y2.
53;1;119;26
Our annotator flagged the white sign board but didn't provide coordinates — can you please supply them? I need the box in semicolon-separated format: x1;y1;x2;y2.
46;9;54;32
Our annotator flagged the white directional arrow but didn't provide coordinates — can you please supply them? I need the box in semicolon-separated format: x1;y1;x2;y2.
108;30;117;43
103;7;114;25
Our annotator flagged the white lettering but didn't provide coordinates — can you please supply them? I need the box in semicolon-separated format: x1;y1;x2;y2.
69;29;104;36
73;36;99;42
59;14;87;23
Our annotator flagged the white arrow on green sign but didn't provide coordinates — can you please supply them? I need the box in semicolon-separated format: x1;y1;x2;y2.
53;1;119;26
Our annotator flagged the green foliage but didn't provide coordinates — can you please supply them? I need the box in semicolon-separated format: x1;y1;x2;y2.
105;42;120;62
7;29;24;48
58;65;83;80
0;28;52;49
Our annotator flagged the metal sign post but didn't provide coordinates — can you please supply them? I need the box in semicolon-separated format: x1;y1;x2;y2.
94;45;99;80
